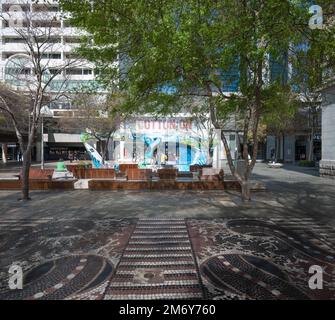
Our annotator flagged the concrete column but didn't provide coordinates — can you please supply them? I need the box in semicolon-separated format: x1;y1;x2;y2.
284;135;295;163
1;144;8;164
320;92;335;178
120;141;125;161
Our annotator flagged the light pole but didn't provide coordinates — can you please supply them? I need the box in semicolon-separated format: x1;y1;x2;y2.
41;114;44;169
40;106;52;170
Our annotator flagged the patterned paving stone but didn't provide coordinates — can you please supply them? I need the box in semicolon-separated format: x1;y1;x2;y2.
189;218;335;300
0;218;136;299
104;218;204;300
0;215;334;300
0;255;113;300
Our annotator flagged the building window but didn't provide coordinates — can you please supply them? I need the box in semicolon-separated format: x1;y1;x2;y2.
83;69;92;75
66;69;83;76
38;37;61;44
66;68;93;76
42;53;61;60
33;5;59;13
65;53;81;60
3;20;29;28
4;38;26;44
1;4;30;12
33;20;61;28
64;37;82;44
49;69;62;75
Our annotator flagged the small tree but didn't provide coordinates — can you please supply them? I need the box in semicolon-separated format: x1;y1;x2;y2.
0;1;82;200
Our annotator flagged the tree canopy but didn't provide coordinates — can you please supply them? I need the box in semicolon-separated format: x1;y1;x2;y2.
60;0;335;200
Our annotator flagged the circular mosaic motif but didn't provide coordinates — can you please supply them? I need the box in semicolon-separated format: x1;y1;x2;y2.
201;254;309;300
0;255;113;300
226;219;335;264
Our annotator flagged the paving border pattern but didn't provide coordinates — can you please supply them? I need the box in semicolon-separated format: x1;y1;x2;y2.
0;216;334;300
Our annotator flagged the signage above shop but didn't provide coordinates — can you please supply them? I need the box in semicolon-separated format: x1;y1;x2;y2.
135;119;193;132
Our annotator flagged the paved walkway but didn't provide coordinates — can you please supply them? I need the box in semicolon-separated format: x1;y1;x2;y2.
0;163;335;300
104;218;203;300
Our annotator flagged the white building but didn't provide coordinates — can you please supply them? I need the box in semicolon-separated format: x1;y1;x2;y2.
0;0;98;162
0;0;96;84
320;80;335;179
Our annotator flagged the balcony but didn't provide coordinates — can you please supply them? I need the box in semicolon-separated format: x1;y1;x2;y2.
1;27;62;37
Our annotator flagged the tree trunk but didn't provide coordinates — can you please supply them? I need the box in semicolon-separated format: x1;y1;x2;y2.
208;135;214;165
101;142;109;164
241;180;251;201
102;133;113;165
101;142;106;164
21;149;32;201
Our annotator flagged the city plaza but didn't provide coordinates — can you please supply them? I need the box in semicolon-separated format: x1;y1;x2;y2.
0;160;334;300
0;1;335;301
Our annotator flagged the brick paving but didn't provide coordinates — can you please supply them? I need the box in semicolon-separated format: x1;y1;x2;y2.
104;218;203;300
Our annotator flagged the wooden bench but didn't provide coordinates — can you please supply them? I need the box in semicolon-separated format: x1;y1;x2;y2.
157;168;178;180
126;168;153;181
119;163;138;173
200;168;224;181
18;168;54;180
177;171;193;179
66;167;115;179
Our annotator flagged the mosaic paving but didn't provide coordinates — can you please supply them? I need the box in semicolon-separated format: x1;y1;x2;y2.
188;218;335;300
0;217;135;300
0;217;334;300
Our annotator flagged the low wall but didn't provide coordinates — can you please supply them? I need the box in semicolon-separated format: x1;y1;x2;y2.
0;180;76;190
224;180;241;191
119;164;138;173
0;178;241;192
320;160;335;179
67;166;115;179
88;179;227;191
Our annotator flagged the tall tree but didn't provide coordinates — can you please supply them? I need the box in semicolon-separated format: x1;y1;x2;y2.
0;1;82;200
61;0;335;200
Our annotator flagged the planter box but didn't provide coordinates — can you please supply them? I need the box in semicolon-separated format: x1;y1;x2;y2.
89;180;151;190
157;168;178;180
88;179;225;191
119;163;138;173
126;168;152;181
177;171;193;178
18;168;54;180
66;167;115;179
0;180;21;190
200;168;224;181
0;179;75;190
224;180;241;190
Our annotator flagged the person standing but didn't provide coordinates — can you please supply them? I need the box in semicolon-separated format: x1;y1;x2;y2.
160;153;167;166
